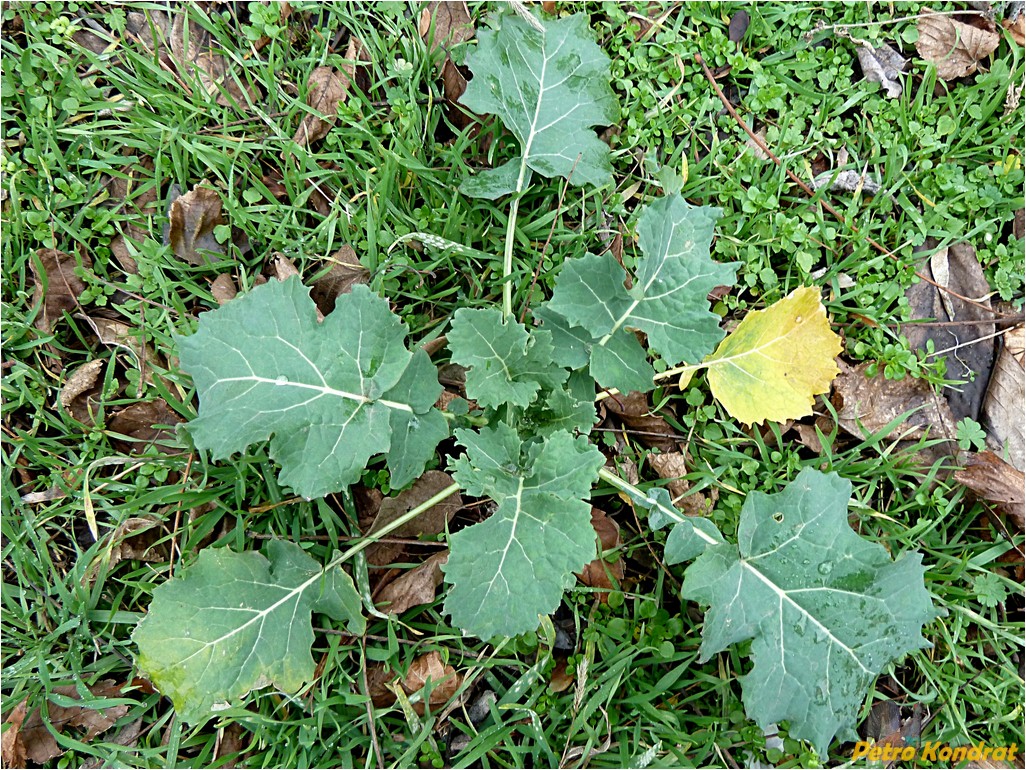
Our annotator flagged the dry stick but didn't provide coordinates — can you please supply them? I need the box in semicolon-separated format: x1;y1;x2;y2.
693;54;1017;320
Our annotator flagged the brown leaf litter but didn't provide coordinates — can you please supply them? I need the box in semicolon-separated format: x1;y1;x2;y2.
365;470;463;568
167;182;228;266
980;324;1025;471
903;239;996;422
916;13;1000;80
31;249;91;333
367;651;463;715
575;508;624;602
293;37;365;146
1;681;130;765
954;450;1026;533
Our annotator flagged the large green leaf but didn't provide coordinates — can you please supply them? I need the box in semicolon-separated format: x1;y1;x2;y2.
448;308;567;409
444;423;605;638
179;278;446;498
458;12;617;198
535;306;654;394
681;468;936;757
547;195;738;382
133;541;364;723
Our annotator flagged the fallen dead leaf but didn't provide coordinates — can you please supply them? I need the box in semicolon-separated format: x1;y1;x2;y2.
603;391;679;452
402;652;463;715
84;516;173;585
728;9;749;44
832;360;959;446
1003;13;1025;46
167;182;227;266
981;325;1025;471
954;450;1026;532
78;315;165;394
647;451;715;516
376;550;448;615
576;508;623;602
169;6;257;108
125;9;172;57
857;42;907;98
903;240;996;421
107;400;183;452
210;273;238;305
8;681;130;764
105;157;159;274
548;657;574;693
916;13;1000;80
368;652;463;715
310;245;370;316
59;359;105;424
419;1;474;50
366;471;462;566
213;721;248;769
293;37;363;146
1;701;27;768
31;249;91;333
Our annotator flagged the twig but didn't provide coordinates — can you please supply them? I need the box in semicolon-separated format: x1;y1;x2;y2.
693;54;1017;320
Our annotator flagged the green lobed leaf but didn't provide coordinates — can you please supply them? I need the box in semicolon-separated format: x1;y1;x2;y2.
448;308;567;409
536;305;654;393
133;540;364;723
547;195;738;384
619;484;724;564
444;423;605;638
681;468;937;757
178;278;446;498
458;12;618;198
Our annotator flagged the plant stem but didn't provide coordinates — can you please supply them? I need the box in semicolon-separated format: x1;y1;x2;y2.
502;193;523;319
596;467;719;545
326;482;462;570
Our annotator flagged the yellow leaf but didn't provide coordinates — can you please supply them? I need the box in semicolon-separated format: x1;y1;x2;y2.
705;286;841;424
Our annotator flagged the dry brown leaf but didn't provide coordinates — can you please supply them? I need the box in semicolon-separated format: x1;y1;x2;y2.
292;38;363;146
168;183;226;266
419;1;474;51
368;652;463;715
832;361;959;445
125;9;172;57
576;508;624;602
59;359;105;423
108;400;183;452
981;325;1025;471
78;315;165;394
402;652;463;715
903;240;995;421
106;157;159;274
954;450;1026;532
170;7;256;108
857;42;907;98
916;13;1000;80
84;516;173;585
366;471;462;566
213;722;248;769
1;701;28;769
210;273;238;305
12;681;130;764
1003;14;1025;46
603;391;679;452
548;657;574;693
647;451;715;516
377;551;448;615
310;245;370;316
31;249;91;333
